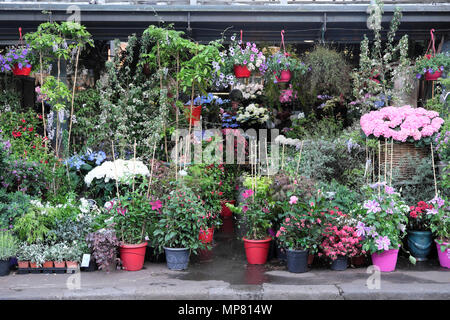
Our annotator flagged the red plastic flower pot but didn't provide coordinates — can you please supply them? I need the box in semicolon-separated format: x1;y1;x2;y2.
275;70;292;83
220;200;236;218
42;261;53;269
243;237;272;265
436;241;450;269
371;248;399;272
18;261;29;269
119;242;147;271
66;261;79;269
424;70;443;81
29;262;38;268
12;64;31;76
199;227;214;244
234;64;251;78
184;105;202;125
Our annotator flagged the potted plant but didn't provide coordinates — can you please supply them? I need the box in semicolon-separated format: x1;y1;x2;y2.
356;183;413;272
265;52;308;84
406;201;434;261
48;243;68;270
42;245;54;269
65;241;84;269
0;45;33;76
16;243;33;270
227;188;273;265
236;103;270;129
427;195;449;268
110;183;158;271
0;231;18;276
27;243;45;271
153;183;209;270
220;35;267;78
320;225;363;271
86;229;119;272
414;53;450;81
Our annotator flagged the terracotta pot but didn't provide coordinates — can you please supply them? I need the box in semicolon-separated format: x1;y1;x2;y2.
307;254;314;265
43;261;53;268
12;64;32;76
66;261;79;269
18;261;29;269
234;64;251;78
424;70;443;81
29;262;39;268
53;261;66;268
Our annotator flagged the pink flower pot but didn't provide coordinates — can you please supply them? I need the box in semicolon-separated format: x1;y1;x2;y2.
234;65;251;78
424;70;443;81
371;248;399;272
436;241;450;269
275;70;292;83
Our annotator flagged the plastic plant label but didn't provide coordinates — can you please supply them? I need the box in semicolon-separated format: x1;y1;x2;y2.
81;254;91;268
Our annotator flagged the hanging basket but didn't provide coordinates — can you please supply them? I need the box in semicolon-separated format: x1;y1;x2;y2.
184;105;202;125
380;142;430;180
275;70;292;83
12;64;31;76
424;70;443;81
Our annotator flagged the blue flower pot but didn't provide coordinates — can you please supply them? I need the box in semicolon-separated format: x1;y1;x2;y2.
286;249;309;273
164;247;190;271
330;255;348;271
407;230;433;261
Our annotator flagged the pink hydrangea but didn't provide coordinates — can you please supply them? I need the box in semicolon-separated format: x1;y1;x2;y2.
360;105;444;142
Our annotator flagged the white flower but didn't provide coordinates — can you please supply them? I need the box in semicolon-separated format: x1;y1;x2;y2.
179;169;188;177
84;159;150;187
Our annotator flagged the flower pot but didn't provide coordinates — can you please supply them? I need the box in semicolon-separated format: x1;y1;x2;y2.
12;64;31;76
54;261;66;268
29;262;39;268
243;237;272;265
234;64;251;78
436;241;450;269
275;70;292;83
276;244;287;262
119;242;147;271
197;248;213;262
199;227;214;244
351;254;366;267
18;261;29;269
164;247;190;270
286;249;309;273
308;254;314;266
184;105;202;125
371;248;399;272
66;261;79;269
42;261;53;269
424;70;443;81
330;256;348;271
407;230;433;261
0;260;10;276
220;200;236;218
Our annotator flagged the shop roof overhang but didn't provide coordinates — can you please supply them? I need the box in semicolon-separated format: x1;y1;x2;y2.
0;3;449;43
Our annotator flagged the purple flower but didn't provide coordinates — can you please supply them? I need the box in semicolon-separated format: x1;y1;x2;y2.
416;73;422;79
430;196;445;208
243;60;247;65
440;66;444;71
375;236;391;251
385;185;395;195
364;200;381;213
356;222;366;237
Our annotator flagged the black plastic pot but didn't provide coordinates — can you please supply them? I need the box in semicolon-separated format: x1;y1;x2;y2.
164;247;190;271
330;255;348;271
286;249;309;273
0;259;10;276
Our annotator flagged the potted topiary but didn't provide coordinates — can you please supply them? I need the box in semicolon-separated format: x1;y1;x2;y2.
153;183;210;270
0;45;33;76
356;183;414;272
406;201;434;261
414;53;450;81
0;231;18;276
427;195;449;268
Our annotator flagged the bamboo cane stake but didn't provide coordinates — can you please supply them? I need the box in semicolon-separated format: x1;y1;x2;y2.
265;138;269;176
146;140;157;198
295;140;304;179
378;141;381;196
111;141;121;201
39;52;47;147
132;139;136;193
390;138;393;185
430;142;438;197
281;143;285;171
67;47;80;154
384;138;387;183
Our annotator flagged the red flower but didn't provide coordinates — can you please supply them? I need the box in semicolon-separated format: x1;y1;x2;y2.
12;131;22;138
410;211;418;218
28;127;33;132
20;119;26;123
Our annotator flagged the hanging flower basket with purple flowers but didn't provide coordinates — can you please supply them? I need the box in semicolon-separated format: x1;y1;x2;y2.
413;53;449;81
0;45;33;76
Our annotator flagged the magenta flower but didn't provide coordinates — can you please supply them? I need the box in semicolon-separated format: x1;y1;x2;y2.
150;200;162;211
242;189;254;199
289;195;298;205
375;236;391;251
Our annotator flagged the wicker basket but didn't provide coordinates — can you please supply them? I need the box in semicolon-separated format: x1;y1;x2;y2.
380;142;430;180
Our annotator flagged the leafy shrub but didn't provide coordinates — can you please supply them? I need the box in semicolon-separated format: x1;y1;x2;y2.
0;231;18;261
86;229;119;272
0;189;33;230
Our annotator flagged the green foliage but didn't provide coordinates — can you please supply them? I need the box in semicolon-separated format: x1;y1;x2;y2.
0;189;34;230
0;231;18;261
428;196;449;242
286;113;344;141
303;45;351;97
153;183;209;253
0;74;21;113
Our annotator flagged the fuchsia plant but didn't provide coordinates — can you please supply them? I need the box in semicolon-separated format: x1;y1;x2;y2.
360;105;444;142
